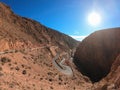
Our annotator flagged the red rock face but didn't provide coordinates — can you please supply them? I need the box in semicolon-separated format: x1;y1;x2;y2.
106;54;120;89
110;55;120;89
74;28;120;82
93;54;120;90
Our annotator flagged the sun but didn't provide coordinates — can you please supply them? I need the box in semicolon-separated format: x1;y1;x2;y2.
88;12;101;26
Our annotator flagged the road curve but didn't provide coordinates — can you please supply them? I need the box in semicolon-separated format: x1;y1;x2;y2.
52;53;73;77
0;46;73;77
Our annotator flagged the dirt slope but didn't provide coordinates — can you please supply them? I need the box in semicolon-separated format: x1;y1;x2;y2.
0;2;93;90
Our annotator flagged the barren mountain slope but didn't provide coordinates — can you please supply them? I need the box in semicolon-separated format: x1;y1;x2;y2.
0;2;78;51
0;2;93;90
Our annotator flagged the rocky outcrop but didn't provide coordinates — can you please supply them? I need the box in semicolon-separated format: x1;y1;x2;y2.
105;54;120;89
74;28;120;82
93;54;120;90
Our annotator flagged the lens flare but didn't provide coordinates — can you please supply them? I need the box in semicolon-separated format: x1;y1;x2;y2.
88;12;101;26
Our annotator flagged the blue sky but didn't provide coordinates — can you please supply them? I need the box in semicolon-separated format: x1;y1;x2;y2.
0;0;120;40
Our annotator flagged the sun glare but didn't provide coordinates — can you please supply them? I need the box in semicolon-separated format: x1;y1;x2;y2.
88;12;101;26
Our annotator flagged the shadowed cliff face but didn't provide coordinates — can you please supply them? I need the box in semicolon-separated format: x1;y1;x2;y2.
93;54;120;90
74;28;120;82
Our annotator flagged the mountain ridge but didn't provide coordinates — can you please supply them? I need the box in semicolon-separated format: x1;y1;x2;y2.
0;2;79;52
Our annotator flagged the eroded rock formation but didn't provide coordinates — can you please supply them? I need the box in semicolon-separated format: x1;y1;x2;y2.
74;28;120;82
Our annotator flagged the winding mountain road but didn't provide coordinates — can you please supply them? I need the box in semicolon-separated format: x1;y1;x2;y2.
0;46;73;77
52;53;73;77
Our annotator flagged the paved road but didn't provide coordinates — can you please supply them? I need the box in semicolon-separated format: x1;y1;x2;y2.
52;53;73;77
0;46;73;77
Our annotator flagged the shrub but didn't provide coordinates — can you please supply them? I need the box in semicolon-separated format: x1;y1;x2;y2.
1;57;11;64
15;66;20;71
49;78;53;82
22;70;27;75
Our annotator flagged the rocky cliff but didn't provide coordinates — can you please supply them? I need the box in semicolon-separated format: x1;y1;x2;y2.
93;54;120;90
74;28;120;82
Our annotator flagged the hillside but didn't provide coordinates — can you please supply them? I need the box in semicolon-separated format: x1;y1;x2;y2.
74;28;120;82
0;2;93;90
1;2;120;90
0;2;78;52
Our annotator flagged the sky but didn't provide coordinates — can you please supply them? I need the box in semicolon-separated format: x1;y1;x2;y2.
0;0;120;41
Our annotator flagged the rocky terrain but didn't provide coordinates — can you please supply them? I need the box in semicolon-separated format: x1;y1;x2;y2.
0;2;120;90
74;28;120;82
104;54;120;89
92;54;120;90
0;2;93;90
74;28;120;90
